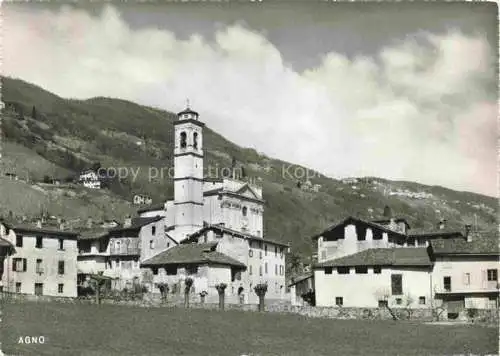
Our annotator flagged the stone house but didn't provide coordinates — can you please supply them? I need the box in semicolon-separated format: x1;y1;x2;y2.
1;222;78;297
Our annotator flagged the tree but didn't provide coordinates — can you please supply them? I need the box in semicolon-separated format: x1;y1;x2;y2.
31;106;37;120
215;283;227;310
403;293;415;320
254;283;268;312
89;273;113;305
155;282;169;303
43;175;51;184
287;252;302;278
374;288;398;320
383;205;393;218
199;290;208;304
184;277;193;308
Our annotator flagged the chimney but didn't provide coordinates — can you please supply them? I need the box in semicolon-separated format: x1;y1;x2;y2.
465;224;472;242
124;216;132;228
36;220;42;229
59;222;65;231
86;218;93;229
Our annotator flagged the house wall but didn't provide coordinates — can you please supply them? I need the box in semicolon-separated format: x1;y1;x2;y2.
314;266;432;308
77;255;107;275
318;223;406;262
220;197;263;236
2;232;78;297
432;256;499;309
139;220;175;262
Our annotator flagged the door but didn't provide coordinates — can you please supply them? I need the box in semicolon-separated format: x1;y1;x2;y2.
34;283;43;296
445;296;464;319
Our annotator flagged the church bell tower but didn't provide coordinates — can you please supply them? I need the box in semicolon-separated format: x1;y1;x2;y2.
173;102;204;241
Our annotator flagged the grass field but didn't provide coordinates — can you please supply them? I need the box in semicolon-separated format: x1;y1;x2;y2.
1;302;498;356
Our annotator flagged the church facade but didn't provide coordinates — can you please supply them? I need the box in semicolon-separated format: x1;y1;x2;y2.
138;105;289;303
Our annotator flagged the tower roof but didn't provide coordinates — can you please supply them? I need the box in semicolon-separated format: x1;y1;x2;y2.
177;107;199;117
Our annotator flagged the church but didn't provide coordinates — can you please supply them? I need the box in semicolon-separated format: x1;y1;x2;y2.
135;105;289;304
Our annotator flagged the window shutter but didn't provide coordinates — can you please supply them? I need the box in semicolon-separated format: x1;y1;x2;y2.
12;259;16;272
462;273;469;285
23;259;27;272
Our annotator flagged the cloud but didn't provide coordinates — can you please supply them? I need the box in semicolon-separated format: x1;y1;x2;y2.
3;5;497;196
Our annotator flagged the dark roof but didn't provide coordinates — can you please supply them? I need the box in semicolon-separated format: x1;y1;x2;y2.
314;248;432;268
177;107;199;117
430;233;499;255
203;188;223;196
11;225;79;239
288;273;313;287
186;224;290;247
409;228;463;238
141;242;246;269
0;237;14;249
137;204;165;214
109;216;163;234
77;227;110;241
204;177;224;183
311;216;407;240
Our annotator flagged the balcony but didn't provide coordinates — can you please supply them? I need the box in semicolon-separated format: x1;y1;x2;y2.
109;247;141;256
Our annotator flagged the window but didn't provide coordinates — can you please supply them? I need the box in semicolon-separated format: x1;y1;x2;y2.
231;270;242;282
249;249;253;257
265;263;268;274
149;240;155;249
259;266;262;276
463;273;471;285
249;265;252;275
419;296;426;305
443;276;451;292
335;297;343;306
34;283;43;296
373;230;382;240
215;232;223;239
58;261;65;275
15;235;23;247
373;266;382;274
265;245;267;256
417;239;427;247
166;266;177;275
152;268;159;275
325;267;333;275
152;226;156;236
337;267;350;274
36;259;43;274
395;298;402;305
193;132;198;149
36;236;43;248
58;238;64;250
180;132;187;148
242;207;247;216
275;264;278;275
58;284;64;294
186;266;198;275
275;246;278;257
355;266;368;274
15;282;21;293
356;225;366;241
259;251;262;259
487;269;498;281
378;300;388;308
280;265;284;276
280;247;284;258
13;258;27;272
391;274;403;295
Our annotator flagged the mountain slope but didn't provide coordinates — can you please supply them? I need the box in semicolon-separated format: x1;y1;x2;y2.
0;76;497;257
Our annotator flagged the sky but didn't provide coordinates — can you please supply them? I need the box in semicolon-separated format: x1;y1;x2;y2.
2;2;498;197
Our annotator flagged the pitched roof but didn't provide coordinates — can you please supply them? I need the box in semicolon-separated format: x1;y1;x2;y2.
11;224;79;239
0;237;14;249
77;227;110;240
137;204;166;215
109;216;163;234
311;216;408;240
430;233;499;255
186;224;290;247
288;273;313;287
203;187;223;196
409;228;463;237
141;242;246;269
370;218;411;229
314;247;432;268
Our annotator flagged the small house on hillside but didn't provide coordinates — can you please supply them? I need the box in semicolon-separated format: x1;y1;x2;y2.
133;194;153;206
78;169;101;189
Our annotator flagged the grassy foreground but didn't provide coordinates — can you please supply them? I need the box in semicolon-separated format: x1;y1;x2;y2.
1;302;498;356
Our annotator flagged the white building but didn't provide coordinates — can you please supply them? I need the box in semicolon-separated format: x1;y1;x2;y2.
311;215;499;316
78;170;101;189
137;105;289;303
1;221;79;297
133;194;153;205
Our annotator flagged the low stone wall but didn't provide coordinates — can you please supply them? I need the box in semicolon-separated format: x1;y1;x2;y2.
2;292;498;324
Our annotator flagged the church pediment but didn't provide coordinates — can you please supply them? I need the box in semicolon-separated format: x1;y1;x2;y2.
234;184;260;200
